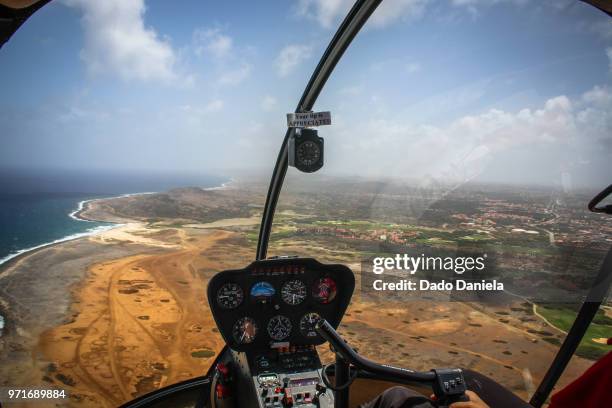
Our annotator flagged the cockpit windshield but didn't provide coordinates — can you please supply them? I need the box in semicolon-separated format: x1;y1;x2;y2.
0;1;611;407
269;0;612;399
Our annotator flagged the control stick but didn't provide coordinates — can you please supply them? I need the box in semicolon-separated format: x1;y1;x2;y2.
314;319;469;407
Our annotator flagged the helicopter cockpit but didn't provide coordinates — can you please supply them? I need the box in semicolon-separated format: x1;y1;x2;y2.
195;255;478;408
117;0;611;405
1;1;611;408
206;257;354;408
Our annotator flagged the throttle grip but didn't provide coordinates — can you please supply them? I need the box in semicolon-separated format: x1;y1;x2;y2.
438;392;469;407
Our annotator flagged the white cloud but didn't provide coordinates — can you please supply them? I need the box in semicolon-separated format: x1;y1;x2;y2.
219;63;252;85
405;62;421;74
450;0;528;18
370;0;430;27
57;106;109;124
297;0;431;29
338;85;363;96
275;44;313;77
180;100;224;115
450;95;575;150
296;0;351;29
261;95;278;111
189;27;251;86
591;20;612;40
451;0;526;6
582;85;611;105
576;85;612;146
204;99;224;113
193;28;233;59
326;85;611;184
64;0;179;82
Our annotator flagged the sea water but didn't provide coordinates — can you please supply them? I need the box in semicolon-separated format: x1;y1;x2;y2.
0;192;116;264
0;171;226;336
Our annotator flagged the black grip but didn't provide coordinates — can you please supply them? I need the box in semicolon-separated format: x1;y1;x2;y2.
435;394;470;408
431;368;468;407
443;393;470;405
315;319;436;383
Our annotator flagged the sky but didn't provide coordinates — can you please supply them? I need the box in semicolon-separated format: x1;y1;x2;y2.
0;0;611;189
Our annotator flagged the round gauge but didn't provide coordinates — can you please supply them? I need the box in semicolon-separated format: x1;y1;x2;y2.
267;315;292;341
250;281;276;304
312;277;337;304
232;317;258;344
297;141;321;166
300;312;321;338
281;279;307;305
216;283;244;309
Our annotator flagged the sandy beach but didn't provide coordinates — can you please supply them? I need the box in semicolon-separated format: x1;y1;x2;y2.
0;211;257;407
37;227;234;406
0;233;169;398
0;185;255;406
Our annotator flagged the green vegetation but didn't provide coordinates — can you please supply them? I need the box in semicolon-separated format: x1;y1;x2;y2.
537;303;611;360
191;349;215;358
246;231;259;244
541;337;561;346
593;312;612;326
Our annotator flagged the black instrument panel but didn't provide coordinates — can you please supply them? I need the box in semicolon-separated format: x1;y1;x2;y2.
207;257;355;352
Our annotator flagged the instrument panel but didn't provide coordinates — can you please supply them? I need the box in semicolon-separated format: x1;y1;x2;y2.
207;257;355;352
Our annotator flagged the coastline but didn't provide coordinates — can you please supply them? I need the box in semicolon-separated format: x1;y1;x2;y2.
0;200;121;270
202;178;234;191
0;179;233;269
0;235;95;274
68;191;157;222
0;180;232;344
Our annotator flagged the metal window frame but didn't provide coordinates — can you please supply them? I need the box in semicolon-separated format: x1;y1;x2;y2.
255;0;383;261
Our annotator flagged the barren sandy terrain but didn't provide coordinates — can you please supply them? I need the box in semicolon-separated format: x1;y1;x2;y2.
0;184;603;407
38;228;239;406
276;243;594;401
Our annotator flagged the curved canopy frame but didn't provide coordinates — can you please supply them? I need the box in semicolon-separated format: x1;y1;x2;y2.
256;0;383;260
253;0;612;261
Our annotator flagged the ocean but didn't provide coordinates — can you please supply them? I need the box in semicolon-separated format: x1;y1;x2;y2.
0;169;225;335
0;192;115;264
0;170;226;266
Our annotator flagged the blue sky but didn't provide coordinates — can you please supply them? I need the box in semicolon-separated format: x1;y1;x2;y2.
1;0;611;188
